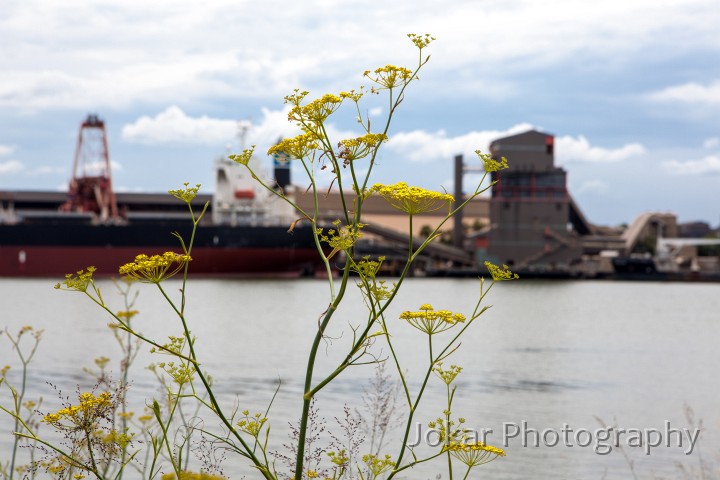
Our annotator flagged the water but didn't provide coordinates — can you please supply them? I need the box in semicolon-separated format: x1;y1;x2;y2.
1;277;718;479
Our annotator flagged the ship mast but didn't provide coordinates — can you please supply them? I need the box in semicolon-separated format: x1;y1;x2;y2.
62;114;119;221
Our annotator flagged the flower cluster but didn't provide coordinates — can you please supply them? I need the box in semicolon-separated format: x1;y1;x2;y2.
400;304;466;334
267;132;321;160
475;150;509;172
407;33;436;50
361;454;395;477
364;65;415;89
288;93;343;125
119;252;192;283
484;261;519;281
370;182;454;215
351;256;386;279
54;266;96;292
228;146;255;166
337;133;388;164
236;409;268;438
443;441;506;467
433;362;463;385
316;221;365;253
169;182;201;204
42;392;114;429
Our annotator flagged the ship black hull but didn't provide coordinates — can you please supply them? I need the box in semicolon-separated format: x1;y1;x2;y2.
0;221;321;277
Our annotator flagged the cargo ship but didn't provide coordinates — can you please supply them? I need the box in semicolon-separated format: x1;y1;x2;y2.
0;115;321;277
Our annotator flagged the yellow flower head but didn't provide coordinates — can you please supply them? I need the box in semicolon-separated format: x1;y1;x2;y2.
484;261;519;281
407;33;436;50
169;182;201;204
338;133;388;164
433;362;463;384
55;266;96;292
475;150;509;172
361;454;395;477
267;132;321;160
119;252;192;283
364;65;415;89
42;391;114;428
371;182;454;215
400;305;466;334
228;146;255;166
287;92;343;125
443;441;506;467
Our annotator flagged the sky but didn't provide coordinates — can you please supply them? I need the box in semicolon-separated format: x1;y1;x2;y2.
1;0;719;227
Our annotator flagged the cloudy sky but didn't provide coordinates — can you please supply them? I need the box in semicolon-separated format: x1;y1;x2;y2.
1;0;719;226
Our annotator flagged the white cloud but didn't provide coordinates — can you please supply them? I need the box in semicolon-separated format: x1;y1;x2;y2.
577;179;609;195
369;107;382;117
0;160;24;174
647;81;720;104
556;135;645;163
704;137;719;149
662;155;720;175
3;0;719;110
385;123;534;163
122;106;241;145
0;145;15;156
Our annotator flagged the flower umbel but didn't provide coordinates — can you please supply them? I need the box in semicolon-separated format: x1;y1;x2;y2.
371;182;454;215
267;131;321;160
54;266;96;292
400;304;466;334
475;150;509;172
407;33;436;50
119;252;192;283
484;261;519;281
364;65;415;89
443;441;506;467
169;182;201;204
434;362;463;385
337;133;388;164
228;146;255;166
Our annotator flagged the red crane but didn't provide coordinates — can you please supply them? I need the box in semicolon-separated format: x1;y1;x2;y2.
61;114;119;221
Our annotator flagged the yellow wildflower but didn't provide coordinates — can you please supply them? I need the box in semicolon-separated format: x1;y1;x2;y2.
361;454;395;477
338;133;388;164
400;305;466;334
316;221;365;254
484;261;519;281
351;256;385;279
443;441;506;466
236;410;268;437
433;362;462;384
339;88;364;102
42;391;114;429
228;146;255;166
288;93;343;125
168;182;201;204
364;65;415;89
54;266;96;292
475;150;509;172
119;252;192;283
370;182;454;215
116;309;139;320
267;132;321;160
407;33;436;50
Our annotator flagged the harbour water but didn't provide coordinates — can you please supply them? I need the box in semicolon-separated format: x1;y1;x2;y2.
1;277;719;479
